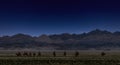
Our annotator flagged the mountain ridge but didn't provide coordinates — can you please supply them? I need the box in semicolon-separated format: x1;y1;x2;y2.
0;29;120;50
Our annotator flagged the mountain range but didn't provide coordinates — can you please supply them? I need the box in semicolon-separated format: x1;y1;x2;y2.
0;29;120;50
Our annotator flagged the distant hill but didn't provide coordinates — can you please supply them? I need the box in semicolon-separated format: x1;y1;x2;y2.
0;29;120;50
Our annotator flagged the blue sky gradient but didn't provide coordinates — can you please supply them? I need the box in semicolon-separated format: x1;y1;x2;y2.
0;0;120;36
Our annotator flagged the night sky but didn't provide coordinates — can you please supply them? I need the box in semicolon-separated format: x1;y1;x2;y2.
0;0;120;36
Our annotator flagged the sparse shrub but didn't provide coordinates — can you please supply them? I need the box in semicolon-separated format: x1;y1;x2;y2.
63;51;66;57
75;51;79;57
101;52;106;56
53;51;56;57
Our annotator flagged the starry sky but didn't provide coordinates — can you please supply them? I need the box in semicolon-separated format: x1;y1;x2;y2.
0;0;120;36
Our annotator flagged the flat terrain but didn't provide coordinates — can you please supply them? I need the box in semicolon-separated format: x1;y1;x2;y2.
0;50;120;65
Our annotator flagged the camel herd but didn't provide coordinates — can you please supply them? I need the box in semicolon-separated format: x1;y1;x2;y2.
16;52;41;57
16;51;106;57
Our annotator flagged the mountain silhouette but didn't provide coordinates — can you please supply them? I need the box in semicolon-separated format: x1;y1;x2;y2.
0;29;120;50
